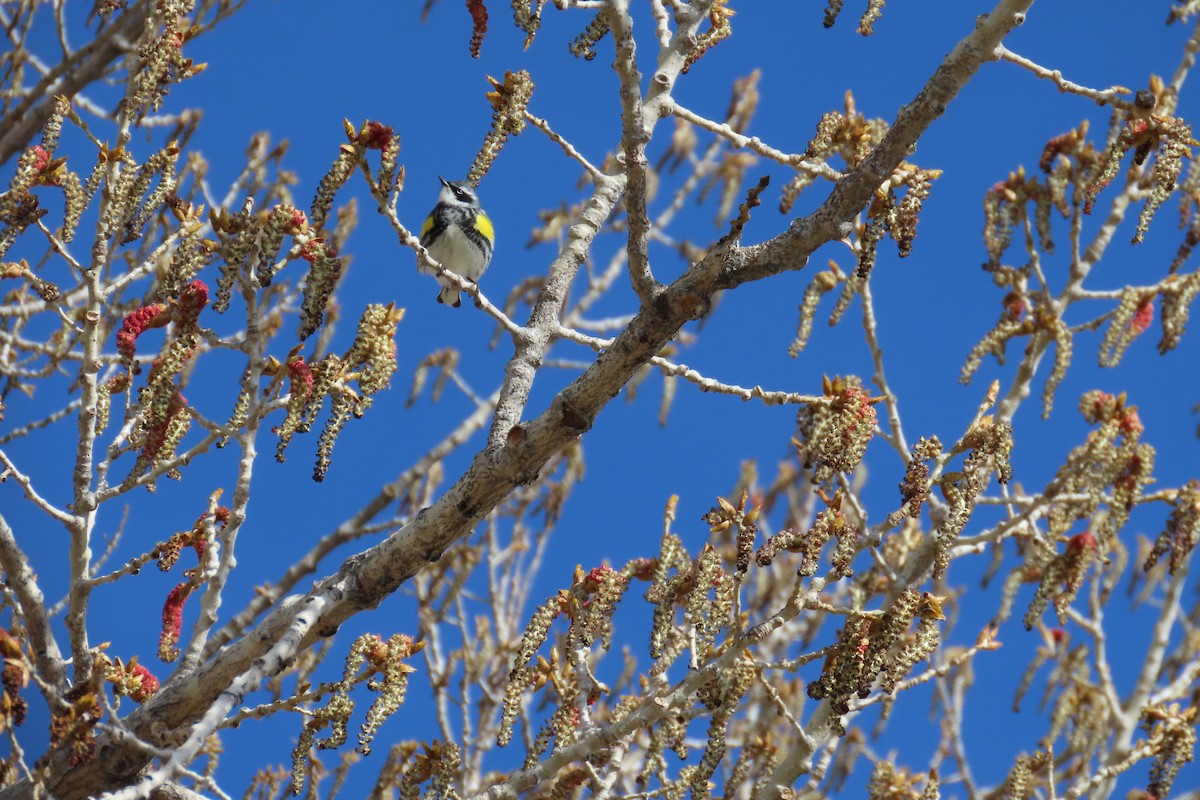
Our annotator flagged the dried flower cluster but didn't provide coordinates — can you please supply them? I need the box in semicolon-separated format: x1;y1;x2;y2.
0;632;28;734
961;295;1074;418
268;303;402;481
1157;265;1200;354
468;71;535;187
783;91;889;212
156;502;231;661
97;654;159;706
290;633;424;794
467;0;488;58
0;98;84;256
386;740;464;800
681;0;734;74
126;0;207;116
856;163;942;278
1082;86;1196;244
886;436;943;527
703;490;760;573
1144;478;1200;574
1099;287;1156;367
125;280;209;487
47;683;102;767
794;376;880;486
866;761;939;800
1044;391;1155;542
512;0;544;48
932;415;1013;579
569;12;609;61
807;589;945;735
1021;530;1100;630
788;261;844;356
498;559;651;749
1140;703;1197;799
756;491;858;579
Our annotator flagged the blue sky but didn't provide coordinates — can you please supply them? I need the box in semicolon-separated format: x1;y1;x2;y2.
4;1;1200;797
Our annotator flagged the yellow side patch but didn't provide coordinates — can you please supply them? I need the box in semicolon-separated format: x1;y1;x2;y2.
420;214;435;238
474;212;495;243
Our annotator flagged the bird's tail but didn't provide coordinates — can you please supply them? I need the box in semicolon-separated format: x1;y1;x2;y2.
437;285;463;307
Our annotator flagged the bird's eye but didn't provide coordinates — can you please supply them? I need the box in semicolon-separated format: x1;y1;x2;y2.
453;187;471;202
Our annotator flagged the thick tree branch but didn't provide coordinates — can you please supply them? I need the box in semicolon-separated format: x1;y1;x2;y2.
609;0;659;305
0;513;67;693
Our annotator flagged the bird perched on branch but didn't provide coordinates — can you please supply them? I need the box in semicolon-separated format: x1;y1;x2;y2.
418;177;494;307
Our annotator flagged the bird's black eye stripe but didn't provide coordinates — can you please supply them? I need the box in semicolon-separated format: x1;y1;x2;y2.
453;186;472;202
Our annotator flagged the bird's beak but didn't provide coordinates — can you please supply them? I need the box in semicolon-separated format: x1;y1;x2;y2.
438;176;450;187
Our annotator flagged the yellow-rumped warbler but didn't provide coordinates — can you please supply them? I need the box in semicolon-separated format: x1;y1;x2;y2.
418;177;494;307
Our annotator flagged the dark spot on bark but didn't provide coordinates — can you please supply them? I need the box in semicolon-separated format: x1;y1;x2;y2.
561;400;591;432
